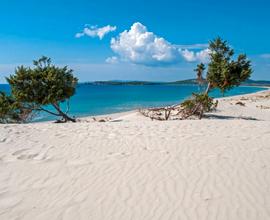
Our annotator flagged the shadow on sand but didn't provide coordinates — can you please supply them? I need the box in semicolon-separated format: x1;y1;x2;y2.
205;114;259;121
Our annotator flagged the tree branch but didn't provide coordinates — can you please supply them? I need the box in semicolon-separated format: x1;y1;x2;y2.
38;107;61;116
65;99;70;114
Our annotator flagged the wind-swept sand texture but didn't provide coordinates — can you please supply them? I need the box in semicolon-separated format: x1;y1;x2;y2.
0;89;270;220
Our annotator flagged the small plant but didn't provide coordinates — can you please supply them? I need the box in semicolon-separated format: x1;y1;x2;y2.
181;93;218;119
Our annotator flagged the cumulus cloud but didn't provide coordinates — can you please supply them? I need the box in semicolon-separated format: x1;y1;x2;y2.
76;25;117;40
109;22;209;66
180;48;210;62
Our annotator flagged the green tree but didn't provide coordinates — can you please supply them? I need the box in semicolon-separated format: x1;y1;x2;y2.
206;37;252;94
6;56;78;122
182;37;252;119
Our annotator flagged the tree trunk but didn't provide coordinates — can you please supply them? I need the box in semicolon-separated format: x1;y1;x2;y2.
205;82;211;95
52;103;76;122
192;82;211;120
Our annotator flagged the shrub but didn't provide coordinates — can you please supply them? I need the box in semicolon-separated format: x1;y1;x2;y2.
181;93;218;119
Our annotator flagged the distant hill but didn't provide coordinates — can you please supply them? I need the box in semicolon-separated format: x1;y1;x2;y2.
82;79;202;86
166;79;205;85
90;80;162;85
242;79;270;86
81;79;270;86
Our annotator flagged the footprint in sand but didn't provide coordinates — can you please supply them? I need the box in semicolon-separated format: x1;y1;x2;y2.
13;150;36;160
12;148;30;156
17;154;39;160
107;152;131;159
12;148;49;161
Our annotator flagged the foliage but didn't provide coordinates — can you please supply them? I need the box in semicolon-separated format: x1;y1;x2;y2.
6;56;78;122
207;37;252;93
180;37;252;119
0;92;33;123
181;93;218;119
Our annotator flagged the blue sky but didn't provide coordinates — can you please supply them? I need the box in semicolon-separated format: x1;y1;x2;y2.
0;0;270;83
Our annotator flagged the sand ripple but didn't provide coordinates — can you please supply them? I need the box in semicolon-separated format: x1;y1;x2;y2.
0;119;270;220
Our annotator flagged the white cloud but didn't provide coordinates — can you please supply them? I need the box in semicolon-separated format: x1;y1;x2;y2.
105;56;119;64
109;22;209;66
76;25;117;40
180;48;210;63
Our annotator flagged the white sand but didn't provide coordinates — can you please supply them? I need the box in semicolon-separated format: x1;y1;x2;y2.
0;89;270;220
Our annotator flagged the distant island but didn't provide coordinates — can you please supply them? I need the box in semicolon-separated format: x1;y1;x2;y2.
81;79;270;86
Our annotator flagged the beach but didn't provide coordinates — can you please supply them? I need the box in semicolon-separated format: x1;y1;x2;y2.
0;89;270;220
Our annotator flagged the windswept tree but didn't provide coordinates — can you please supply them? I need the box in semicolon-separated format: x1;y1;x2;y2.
6;56;78;122
181;37;252;118
139;37;252;120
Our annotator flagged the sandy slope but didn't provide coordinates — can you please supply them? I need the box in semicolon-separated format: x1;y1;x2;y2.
0;90;270;220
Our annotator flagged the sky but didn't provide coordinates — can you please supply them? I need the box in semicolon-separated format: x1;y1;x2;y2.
0;0;270;83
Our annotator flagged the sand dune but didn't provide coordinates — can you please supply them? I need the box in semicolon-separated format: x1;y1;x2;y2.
0;90;270;220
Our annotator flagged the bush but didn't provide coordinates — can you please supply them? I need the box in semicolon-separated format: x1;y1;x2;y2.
181;93;218;119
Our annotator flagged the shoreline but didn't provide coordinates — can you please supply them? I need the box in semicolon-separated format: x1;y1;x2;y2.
79;86;270;123
1;84;268;123
214;85;269;100
34;86;269;124
28;86;270;126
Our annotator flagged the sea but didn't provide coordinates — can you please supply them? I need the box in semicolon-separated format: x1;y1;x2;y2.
0;84;266;121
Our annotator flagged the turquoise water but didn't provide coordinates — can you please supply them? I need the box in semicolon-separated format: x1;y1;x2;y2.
0;84;266;121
